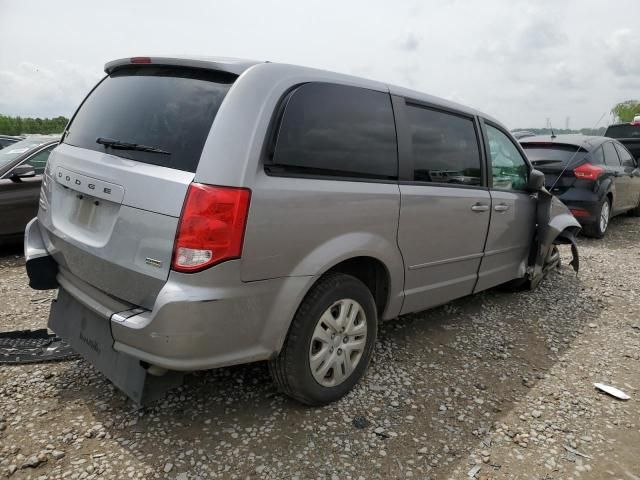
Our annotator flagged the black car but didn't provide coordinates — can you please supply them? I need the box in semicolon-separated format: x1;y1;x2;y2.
0;136;59;243
521;135;640;238
0;135;23;150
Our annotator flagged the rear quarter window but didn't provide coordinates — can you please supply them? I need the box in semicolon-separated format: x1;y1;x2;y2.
268;82;398;181
63;66;236;173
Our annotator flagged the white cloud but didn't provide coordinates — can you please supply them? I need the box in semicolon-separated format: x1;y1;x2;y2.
0;0;638;128
605;29;640;77
0;61;100;118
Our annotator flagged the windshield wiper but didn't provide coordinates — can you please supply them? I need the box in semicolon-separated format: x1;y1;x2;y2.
96;137;170;155
531;160;562;165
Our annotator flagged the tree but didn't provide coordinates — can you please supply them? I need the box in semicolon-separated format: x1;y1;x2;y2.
0;115;69;135
611;100;640;123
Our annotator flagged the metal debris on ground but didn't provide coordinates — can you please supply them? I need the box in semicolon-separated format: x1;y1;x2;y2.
467;465;482;478
593;382;631;401
0;329;78;364
563;445;593;460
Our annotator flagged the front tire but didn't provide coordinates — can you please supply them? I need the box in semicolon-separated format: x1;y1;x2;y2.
582;197;611;239
269;273;377;406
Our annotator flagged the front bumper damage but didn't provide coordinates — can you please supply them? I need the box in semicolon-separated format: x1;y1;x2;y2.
529;189;580;289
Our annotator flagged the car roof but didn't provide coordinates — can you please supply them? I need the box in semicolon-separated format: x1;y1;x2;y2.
519;134;611;151
104;55;502;125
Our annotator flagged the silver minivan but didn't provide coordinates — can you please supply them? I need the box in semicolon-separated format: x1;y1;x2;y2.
25;56;580;405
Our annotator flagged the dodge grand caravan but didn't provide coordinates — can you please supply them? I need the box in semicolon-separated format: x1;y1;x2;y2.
25;56;580;405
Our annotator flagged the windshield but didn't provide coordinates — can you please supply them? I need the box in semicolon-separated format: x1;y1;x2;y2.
521;144;588;167
63;66;236;173
0;138;51;170
605;124;640;139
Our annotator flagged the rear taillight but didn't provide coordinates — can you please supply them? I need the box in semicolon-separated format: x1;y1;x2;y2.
573;163;604;181
172;183;251;273
130;57;152;64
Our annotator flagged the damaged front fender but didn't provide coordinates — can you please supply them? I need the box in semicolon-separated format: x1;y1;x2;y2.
529;188;580;289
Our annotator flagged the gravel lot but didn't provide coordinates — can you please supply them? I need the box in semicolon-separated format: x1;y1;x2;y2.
1;215;639;480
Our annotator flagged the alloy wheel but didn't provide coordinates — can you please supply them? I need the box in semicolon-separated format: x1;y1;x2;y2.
600;200;610;233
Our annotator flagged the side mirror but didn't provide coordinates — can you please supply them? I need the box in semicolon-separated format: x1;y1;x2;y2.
9;164;36;181
527;168;545;192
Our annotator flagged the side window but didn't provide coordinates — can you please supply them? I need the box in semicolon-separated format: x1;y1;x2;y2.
614;143;635;167
406;105;482;185
603;142;621;166
591;147;605;165
25;145;55;174
270;83;397;180
486;125;529;191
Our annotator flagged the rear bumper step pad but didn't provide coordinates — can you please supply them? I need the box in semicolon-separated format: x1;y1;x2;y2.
48;289;183;405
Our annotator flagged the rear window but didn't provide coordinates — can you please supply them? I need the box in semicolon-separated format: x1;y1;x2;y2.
63;66;236;173
521;144;588;167
605;124;640;139
268;82;398;180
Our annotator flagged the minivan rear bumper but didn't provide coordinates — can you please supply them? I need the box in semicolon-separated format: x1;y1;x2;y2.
26;218;313;372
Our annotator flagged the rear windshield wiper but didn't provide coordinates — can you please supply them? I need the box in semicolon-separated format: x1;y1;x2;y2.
531;160;562;165
96;137;170;155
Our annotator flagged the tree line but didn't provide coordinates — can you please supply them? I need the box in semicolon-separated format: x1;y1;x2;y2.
0;115;69;136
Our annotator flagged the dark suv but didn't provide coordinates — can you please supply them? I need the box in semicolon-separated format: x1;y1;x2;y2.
605;122;640;161
521;135;640;238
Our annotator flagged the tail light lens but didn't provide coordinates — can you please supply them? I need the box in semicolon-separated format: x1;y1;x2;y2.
570;208;590;218
573;163;604;181
172;183;251;273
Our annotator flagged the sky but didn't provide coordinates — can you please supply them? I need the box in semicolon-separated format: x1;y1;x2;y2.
1;0;638;129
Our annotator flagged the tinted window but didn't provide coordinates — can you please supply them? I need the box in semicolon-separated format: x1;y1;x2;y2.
0;138;17;149
486;125;528;191
64;66;235;173
591;147;605;165
603;142;621;166
407;105;481;185
521;144;588;167
614;143;635;167
270;83;397;180
26;145;55;174
605;124;640;139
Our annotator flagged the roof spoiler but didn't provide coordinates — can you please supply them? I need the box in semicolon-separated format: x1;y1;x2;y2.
104;56;261;76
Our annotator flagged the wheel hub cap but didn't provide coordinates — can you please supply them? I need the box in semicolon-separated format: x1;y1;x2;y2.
309;299;368;387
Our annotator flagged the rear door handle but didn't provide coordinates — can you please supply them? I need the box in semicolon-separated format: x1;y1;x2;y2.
471;203;489;212
494;203;510;212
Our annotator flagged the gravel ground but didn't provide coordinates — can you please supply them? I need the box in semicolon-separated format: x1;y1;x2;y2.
1;215;639;480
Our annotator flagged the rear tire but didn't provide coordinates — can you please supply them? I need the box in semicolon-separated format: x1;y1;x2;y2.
582;197;611;239
269;272;377;406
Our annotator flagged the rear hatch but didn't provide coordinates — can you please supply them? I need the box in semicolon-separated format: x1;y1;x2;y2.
40;64;236;308
521;143;589;195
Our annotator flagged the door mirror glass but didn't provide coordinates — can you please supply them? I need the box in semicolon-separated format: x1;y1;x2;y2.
527;169;545;192
10;163;36;180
